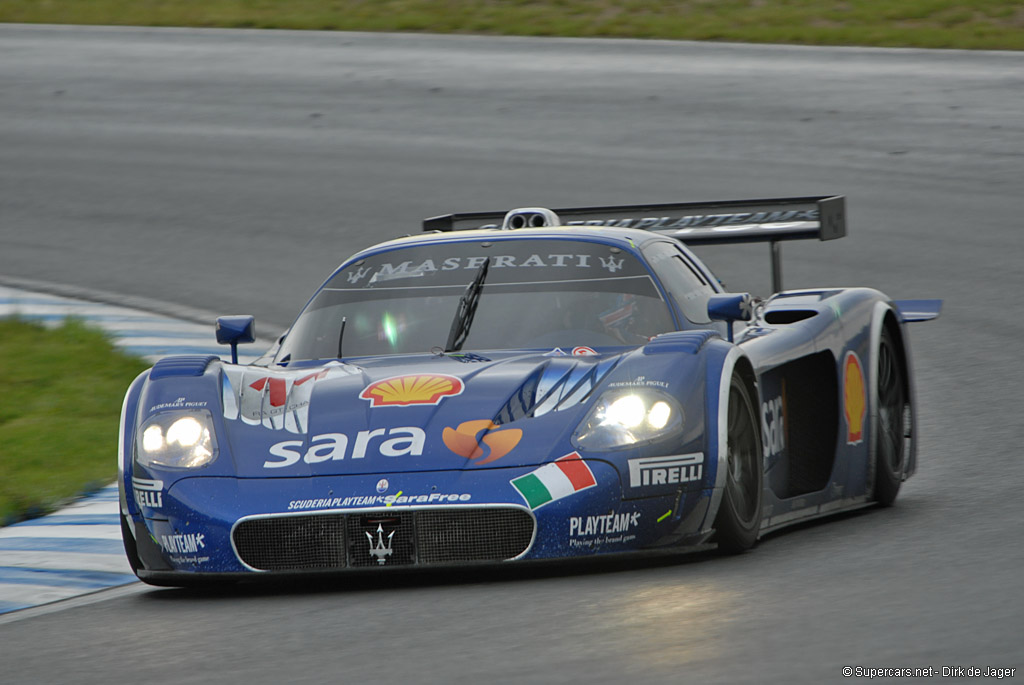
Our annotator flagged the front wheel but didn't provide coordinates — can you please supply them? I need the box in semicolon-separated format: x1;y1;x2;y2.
713;374;764;554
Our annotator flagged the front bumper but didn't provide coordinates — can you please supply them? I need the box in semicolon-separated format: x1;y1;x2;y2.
125;462;713;581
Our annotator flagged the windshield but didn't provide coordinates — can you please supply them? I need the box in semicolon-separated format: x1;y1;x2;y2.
275;238;675;362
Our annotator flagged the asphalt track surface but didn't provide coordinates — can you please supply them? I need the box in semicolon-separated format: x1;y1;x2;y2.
1;24;1022;684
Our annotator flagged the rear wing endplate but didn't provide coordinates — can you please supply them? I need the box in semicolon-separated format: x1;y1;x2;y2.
892;299;942;323
423;195;846;293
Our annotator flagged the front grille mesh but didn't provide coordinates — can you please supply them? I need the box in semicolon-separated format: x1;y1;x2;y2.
416;509;533;564
234;515;346;570
233;508;533;572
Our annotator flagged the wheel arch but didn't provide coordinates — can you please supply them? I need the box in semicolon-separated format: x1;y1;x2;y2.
732;354;759;411
703;343;761;536
868;302;916;492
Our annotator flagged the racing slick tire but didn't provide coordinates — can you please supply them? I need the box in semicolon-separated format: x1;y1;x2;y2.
713;373;764;554
873;326;909;507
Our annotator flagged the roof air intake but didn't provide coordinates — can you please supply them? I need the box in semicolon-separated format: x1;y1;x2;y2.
501;208;561;230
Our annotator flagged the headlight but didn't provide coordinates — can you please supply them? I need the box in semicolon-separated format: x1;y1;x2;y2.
136;409;218;469
572;389;684;451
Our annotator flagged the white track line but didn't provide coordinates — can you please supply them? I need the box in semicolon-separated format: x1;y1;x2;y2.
0;285;275;615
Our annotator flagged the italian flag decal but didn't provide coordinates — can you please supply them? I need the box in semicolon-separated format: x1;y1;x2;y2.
511;452;597;510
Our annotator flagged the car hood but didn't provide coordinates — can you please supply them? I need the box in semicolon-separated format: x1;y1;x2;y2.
219;350;627;477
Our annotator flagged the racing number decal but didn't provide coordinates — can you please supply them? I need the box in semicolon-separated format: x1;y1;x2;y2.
762;395;785;458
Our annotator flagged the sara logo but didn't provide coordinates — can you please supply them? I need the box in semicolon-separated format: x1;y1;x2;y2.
442;420;522;465
265;427;425;468
360;374;463;407
843;351;867;445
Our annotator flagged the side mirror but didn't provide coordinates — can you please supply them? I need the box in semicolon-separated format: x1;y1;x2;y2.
216;315;255;364
707;294;753;342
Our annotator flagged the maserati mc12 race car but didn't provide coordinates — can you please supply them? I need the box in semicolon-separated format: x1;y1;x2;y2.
118;195;941;584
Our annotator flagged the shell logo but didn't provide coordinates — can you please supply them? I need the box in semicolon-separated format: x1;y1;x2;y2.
843;351;866;445
443;419;523;466
359;374;464;407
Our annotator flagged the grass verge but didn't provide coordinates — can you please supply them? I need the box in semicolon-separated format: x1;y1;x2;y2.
0;0;1022;50
0;317;148;525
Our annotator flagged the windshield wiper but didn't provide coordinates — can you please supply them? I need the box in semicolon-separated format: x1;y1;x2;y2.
337;316;347;359
445;257;490;353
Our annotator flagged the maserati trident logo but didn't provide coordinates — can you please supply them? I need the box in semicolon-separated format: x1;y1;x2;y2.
599;256;625;273
347;266;372;283
366;523;394;565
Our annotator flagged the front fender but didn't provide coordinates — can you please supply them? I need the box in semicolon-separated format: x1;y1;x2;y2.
119;369;150;519
125;356;239;521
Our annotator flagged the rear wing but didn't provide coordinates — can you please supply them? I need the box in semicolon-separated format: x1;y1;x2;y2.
423;195;846;293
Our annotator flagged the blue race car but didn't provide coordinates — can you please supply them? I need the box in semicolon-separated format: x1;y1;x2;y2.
118;196;941;585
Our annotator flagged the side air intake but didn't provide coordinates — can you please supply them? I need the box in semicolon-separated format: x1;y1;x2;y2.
502;207;561;230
